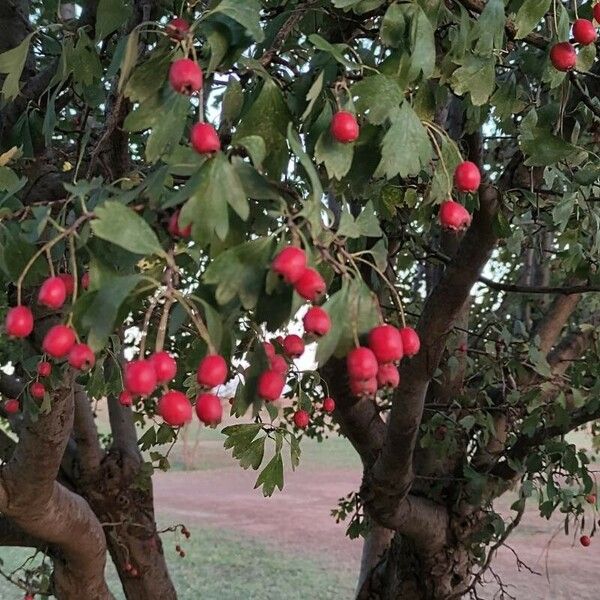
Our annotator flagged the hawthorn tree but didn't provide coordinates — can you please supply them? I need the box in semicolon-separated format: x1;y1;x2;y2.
1;0;600;599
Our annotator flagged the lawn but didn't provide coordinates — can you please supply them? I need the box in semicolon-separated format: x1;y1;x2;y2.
0;522;356;600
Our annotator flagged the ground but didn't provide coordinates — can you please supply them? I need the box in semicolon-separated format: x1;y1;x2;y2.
1;428;598;599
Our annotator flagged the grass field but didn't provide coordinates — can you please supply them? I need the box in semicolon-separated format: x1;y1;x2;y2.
0;522;356;600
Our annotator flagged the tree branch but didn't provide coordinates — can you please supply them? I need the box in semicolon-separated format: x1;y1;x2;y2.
532;291;582;355
479;277;600;295
0;374;113;598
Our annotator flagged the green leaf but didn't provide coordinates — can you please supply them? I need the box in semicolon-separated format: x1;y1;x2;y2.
308;34;361;70
78;274;142;352
234;79;290;178
315;278;379;365
117;28;140;92
203;237;273;309
410;6;436;79
521;129;578;166
235;135;266;169
255;451;284;496
208;0;265;42
125;51;171;102
145;94;190;163
221;77;244;124
96;0;133;40
289;124;325;233
302;71;325;121
91;201;165;257
352;74;403;125
180;154;249;242
314;129;354;180
514;0;551;39
451;54;496;106
375;103;432;179
0;33;34;101
381;3;406;47
473;0;505;54
338;201;383;238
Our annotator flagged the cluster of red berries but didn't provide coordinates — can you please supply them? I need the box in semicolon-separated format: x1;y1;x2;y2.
271;246;326;302
439;161;481;231
346;324;420;398
249;245;340;428
166;18;221;156
4;273;95;406
120;351;225;428
550;9;600;72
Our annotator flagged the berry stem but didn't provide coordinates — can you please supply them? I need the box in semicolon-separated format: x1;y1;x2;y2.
139;292;163;357
425;124;451;197
171;291;215;354
16;214;90;305
353;255;406;328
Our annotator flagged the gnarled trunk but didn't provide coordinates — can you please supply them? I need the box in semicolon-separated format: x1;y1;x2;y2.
357;530;474;600
80;450;178;600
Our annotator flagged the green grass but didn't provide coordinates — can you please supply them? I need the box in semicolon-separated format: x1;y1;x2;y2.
0;522;356;600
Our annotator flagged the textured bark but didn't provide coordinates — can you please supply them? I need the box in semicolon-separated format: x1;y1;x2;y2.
0;378;113;599
81;451;177;600
357;528;474;600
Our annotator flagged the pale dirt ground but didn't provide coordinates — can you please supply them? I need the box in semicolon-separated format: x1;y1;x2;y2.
154;441;600;600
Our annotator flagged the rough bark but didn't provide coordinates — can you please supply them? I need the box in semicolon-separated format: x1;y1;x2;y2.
0;377;113;599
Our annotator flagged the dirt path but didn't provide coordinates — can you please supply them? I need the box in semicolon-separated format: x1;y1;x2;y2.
154;468;600;598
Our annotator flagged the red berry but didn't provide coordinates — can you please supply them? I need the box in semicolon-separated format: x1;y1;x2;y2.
30;381;45;399
368;325;403;363
3;399;20;415
595;4;600;24
453;161;481;193
322;397;335;413
303;306;331;336
195;393;222;425
166;16;190;40
130;568;139;578
585;493;597;504
68;343;95;371
271;247;307;284
158;390;193;426
376;363;400;389
282;334;305;358
124;359;157;396
42;324;76;358
262;341;276;360
330;111;359;143
190;122;220;154
294;268;326;301
573;19;597;45
119;390;133;407
549;42;577;71
5;305;34;338
37;361;52;377
439;200;472;231
196;354;228;388
580;535;591;547
58;273;75;295
347;347;379;380
269;354;288;376
24;595;34;600
257;370;285;402
169;58;203;95
38;276;67;309
293;409;310;429
124;562;133;572
150;351;177;384
349;377;377;398
399;327;420;357
434;425;447;441
81;272;90;290
168;210;192;238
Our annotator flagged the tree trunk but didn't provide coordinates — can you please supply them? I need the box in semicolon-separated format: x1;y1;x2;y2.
356;531;473;600
81;450;178;600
